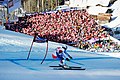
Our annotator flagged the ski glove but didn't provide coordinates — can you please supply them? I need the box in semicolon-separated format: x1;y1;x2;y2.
62;46;67;50
66;58;70;61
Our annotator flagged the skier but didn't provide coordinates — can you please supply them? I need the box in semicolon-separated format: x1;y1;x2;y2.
52;46;72;67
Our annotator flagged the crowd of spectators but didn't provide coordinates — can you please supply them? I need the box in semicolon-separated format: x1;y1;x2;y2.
5;9;120;52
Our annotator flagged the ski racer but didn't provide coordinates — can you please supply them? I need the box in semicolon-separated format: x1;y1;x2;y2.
52;46;72;66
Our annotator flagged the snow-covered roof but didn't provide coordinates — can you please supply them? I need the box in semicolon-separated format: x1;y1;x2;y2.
87;6;108;15
87;0;110;6
69;0;110;7
102;16;120;28
110;0;120;10
111;8;120;18
56;5;70;10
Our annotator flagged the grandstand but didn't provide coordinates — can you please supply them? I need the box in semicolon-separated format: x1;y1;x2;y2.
2;0;120;52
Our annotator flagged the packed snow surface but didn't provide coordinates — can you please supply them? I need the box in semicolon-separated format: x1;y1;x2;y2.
0;27;120;80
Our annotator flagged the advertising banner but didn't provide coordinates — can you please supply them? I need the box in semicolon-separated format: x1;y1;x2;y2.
8;0;21;13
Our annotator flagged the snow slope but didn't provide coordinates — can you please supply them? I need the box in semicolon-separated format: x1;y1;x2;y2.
0;26;120;80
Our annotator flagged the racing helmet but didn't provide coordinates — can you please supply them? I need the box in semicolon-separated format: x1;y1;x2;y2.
56;47;63;53
59;49;63;53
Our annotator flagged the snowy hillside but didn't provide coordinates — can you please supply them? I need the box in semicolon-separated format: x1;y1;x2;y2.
0;26;120;80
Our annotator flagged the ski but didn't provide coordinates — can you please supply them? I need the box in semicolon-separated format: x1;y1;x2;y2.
49;65;85;70
62;68;85;70
60;65;85;70
49;65;81;68
52;67;85;70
